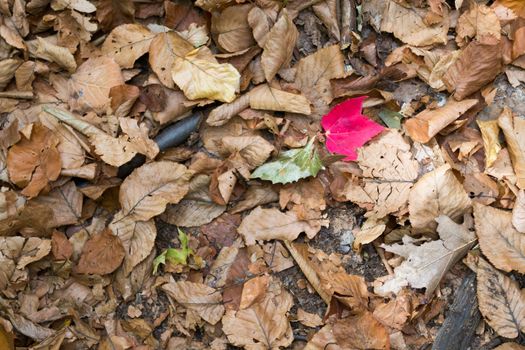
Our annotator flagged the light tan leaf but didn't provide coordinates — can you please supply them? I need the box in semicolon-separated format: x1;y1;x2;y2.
15;61;35;92
68;56;124;114
409;164;471;234
7;123;61;198
231;183;279;214
0;59;22;90
51;0;96;13
513;191;525;233
337;130;419;218
195;0;236;12
0;25;26;51
474;203;525;274
102;24;155;69
261;9;298;82
220;135;274;170
177;23;209;48
207;93;251;126
499;107;525;189
248;6;270;47
477;258;525;338
304;324;341;350
162;281;224;325
222;284;294;349
379;215;476;296
404;98;478;143
119;118;159;159
249;84;311;115
477;119;501;168
363;0;449;47
172;46;240;103
240;275;269;309
456;4;500;47
149;31;194;88
297;308;323;328
35;37;77;73
443;35;503;100
161;174;226;227
352;216;387;252
16;237;52;269
332;312;390;350
312;0;340;40
494;344;525;350
119;161;192;221
109;213;156;276
238;206;319;245
212;4;255;53
75;228;125;275
322;272;369;311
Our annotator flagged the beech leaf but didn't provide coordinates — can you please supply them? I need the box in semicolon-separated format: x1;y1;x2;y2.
75;228;125;275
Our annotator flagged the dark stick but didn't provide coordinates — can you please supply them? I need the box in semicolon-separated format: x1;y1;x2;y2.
432;273;481;350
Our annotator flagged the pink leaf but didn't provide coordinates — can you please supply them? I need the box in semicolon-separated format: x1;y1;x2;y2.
321;96;385;161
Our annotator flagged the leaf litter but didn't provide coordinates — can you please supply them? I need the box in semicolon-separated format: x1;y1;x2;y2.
1;0;525;349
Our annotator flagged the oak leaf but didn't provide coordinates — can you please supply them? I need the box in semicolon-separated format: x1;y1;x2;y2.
162;281;224;325
102;24;155;68
474;203;525;274
75;229;125;275
477;258;525;338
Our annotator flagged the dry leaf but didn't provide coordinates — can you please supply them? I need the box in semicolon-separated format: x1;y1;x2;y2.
477;258;525;338
68;56;124;114
222;284;294;349
51;231;73;261
409;164;471;234
297;308;323;328
212;4;255;53
119;161;192;221
332;312;390;350
477;119;502;167
304;324;341;350
249;84;311;115
248;6;270;47
456;4;500;47
75;229;125;275
0;59;23;90
352;216;387;252
474;203;525;274
499;107;525;189
373;291;412;330
312;0;340;41
119;118;159;159
35;37;77;73
240;275;269;309
7;123;61;198
404;99;478;143
172;46;240;103
102;24;155;69
207;93;251;126
31;181;83;228
513;190;525;233
162;281;224;325
96;0;134;32
231;183;279;214
238;206;319;245
494;344;525;350
261;9;298;82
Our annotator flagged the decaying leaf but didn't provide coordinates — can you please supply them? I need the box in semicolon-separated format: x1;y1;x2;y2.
477;258;525;338
75;229;125;275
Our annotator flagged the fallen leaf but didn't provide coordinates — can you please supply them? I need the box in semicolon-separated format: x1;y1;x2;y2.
0;59;23;90
248;6;270;47
477;119;502;167
456;4;500;46
178;23;209;48
162;281;224;324
499;107;525;189
119;161;192;221
373;291;412;330
96;0;134;32
7;123;61;198
379;215;476;296
75;228;125;275
496;0;525;18
322;96;384;161
34;36;77;73
474;203;525;274
172;46;240;102
249;84;311;115
304;324;341;350
240;275;269;309
222;284;294;349
195;0;236;12
332;312;390;350
67;56;124;114
238;206;319;245
409;164;471;234
212;4;255;53
261;9;298;82
231;183;279;214
404;98;478;143
297;308;323;328
51;231;73;261
119;118;159;159
353;217;387;252
101;24;155;69
494;344;525;350
110;84;141;118
513;190;525;233
477;258;525;338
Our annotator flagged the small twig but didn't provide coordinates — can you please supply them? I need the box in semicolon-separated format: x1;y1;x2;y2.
373;241;394;275
0;91;33;99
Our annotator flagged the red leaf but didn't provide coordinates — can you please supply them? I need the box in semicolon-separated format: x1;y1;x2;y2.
321;96;384;161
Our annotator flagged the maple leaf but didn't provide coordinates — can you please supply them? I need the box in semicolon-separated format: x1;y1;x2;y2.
321;96;384;161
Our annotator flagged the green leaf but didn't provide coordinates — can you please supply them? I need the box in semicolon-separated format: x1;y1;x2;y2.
378;109;404;129
251;138;324;184
153;228;193;274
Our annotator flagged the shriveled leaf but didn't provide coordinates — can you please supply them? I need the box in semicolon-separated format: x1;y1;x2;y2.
477;258;525;338
249;84;311;115
102;24;155;68
172;47;240;103
456;4;500;46
251;138;323;184
499;107;525;189
35;37;77;73
162;281;224;324
212;4;255;53
261;9;298;82
119;118;159;159
119;161;192;221
75;229;125;275
404;98;478;143
474;203;525;274
409;164;471;234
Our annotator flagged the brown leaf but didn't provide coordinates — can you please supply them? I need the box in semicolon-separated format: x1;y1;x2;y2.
456;4;500;47
201;212;240;248
119;161;192;221
51;231;73;261
332;312;390;350
7;123;61;198
119;117;159;159
248;6;271;47
212;4;255;53
231;183;278;214
222;283;294;349
139;84;167;112
499;107;525;189
443;35;503;100
96;0;135;32
102;24;155;69
240;275;269;309
404;98;478;143
195;0;237;12
373;291;412;330
478;118;502;168
474;203;525;274
513;190;525;233
312;0;340;41
323;272;369;311
0;59;23;90
68;56;124;114
249;84;311;115
162;281;224;325
477;258;525;338
297;308;323;328
34;37;77;73
494;344;525;350
261;9;298;82
409;164;471;234
110;84;141;118
206;93;251;126
75;228;125;275
304;324;341;350
30;181;83;228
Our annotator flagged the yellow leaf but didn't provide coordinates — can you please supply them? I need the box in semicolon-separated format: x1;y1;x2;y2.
477;119;502;168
